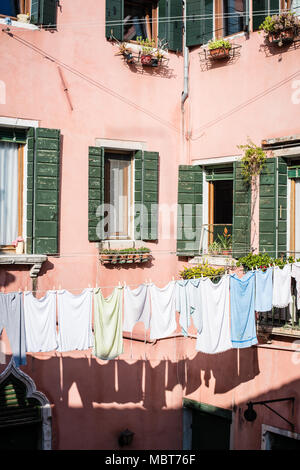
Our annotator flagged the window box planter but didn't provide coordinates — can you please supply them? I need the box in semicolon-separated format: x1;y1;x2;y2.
99;248;151;265
209;47;231;60
267;28;296;45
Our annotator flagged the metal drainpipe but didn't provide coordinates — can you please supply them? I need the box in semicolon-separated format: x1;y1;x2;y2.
181;1;188;115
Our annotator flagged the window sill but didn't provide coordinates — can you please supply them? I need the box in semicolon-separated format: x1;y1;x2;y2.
99;240;145;250
0;17;39;30
257;324;300;339
0;254;47;277
188;255;237;267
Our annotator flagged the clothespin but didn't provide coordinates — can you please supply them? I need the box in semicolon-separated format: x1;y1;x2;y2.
118;281;122;288
123;280;126;287
172;276;175;281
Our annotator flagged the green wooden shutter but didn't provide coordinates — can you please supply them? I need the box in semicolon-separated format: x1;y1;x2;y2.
106;0;123;40
186;0;213;47
134;150;159;241
31;0;57;27
259;157;287;258
28;128;60;255
176;165;203;256
252;0;280;31
88;146;104;242
158;0;183;52
232;161;251;259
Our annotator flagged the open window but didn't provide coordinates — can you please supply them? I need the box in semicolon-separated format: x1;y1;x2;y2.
215;0;246;38
0;131;25;252
0;0;30;18
123;0;158;42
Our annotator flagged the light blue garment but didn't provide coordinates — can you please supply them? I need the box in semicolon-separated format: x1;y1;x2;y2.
230;271;257;349
255;267;273;312
176;279;202;336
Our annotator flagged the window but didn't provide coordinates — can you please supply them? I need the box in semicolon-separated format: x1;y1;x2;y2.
0;0;30;17
214;0;246;38
0;137;24;251
124;0;158;42
104;152;133;239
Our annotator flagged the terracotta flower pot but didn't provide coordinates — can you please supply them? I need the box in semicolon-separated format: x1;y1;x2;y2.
209;47;230;59
141;54;153;65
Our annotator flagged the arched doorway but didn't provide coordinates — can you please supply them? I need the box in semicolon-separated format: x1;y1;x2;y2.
0;359;52;450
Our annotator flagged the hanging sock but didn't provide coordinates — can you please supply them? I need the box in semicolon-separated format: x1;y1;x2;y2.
196;276;232;354
0;292;26;366
149;281;177;340
24;290;58;352
230;271;257;349
176;279;202;337
93;287;123;360
57;289;94;352
255;267;273;313
272;265;292;308
123;284;150;333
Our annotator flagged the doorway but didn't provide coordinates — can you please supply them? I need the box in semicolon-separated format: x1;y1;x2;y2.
183;399;232;450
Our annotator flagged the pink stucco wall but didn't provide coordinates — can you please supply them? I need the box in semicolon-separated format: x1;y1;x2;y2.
1;1;300;450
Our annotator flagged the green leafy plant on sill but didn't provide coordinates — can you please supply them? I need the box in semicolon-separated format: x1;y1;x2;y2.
136;36;155;55
259;11;300;35
217;227;232;250
208;240;222;254
179;262;225;282
237;138;267;183
236;252;299;271
99;247;150;255
208;38;232;50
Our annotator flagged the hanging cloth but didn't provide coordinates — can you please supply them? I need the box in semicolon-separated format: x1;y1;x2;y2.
255;267;273;312
0;292;26;366
176;279;202;336
292;262;300;309
196;276;232;354
272;265;292;308
93;287;123;360
123;284;150;333
149;281;177;340
24;290;58;352
230;271;257;349
57;289;94;352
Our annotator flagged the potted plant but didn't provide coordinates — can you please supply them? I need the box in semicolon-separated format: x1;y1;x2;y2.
138;246;151;262
118;43;135;63
217;227;232;255
99;249;119;264
208;240;221;255
136;37;155;65
208;38;232;59
259;11;300;46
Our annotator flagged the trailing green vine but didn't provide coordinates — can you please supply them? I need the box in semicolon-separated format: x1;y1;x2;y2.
237;139;267;183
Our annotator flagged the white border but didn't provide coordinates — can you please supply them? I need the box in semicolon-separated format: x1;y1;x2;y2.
192;154;241;166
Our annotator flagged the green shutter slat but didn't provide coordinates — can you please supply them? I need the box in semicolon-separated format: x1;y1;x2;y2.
252;0;280;31
106;0;123;41
158;0;183;52
259;157;287;258
27;127;60;255
31;0;57;27
186;0;213;48
232;161;251;259
88;146;104;242
134;151;159;241
176;165;203;256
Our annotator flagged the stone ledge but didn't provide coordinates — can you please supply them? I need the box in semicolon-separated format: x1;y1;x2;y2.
189;255;237;267
0;254;48;278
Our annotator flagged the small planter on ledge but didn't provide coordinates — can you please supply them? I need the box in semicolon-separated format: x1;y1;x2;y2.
208;38;232;60
259;11;300;47
99;247;151;265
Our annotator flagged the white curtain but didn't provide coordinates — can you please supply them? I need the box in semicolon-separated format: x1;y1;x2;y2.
0;142;19;246
291;0;300;16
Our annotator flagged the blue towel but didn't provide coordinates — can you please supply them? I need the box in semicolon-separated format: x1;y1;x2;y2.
230;271;257;349
255;267;273;312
